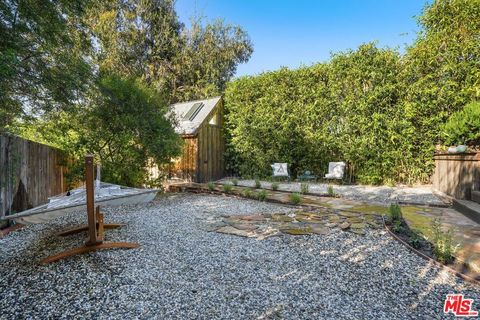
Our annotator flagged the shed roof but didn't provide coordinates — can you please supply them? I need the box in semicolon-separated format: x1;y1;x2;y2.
169;96;222;135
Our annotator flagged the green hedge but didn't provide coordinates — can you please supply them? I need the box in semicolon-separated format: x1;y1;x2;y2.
225;44;407;184
224;0;480;184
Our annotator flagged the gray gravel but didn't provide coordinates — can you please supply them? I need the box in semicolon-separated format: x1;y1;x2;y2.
0;193;478;319
220;179;446;206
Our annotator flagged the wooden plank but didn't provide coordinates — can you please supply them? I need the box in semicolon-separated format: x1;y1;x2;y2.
432;152;480;199
0;134;68;219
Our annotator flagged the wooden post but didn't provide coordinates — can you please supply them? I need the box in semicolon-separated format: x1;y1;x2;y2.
40;154;139;264
85;155;99;246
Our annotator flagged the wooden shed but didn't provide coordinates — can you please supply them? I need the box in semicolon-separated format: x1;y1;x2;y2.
167;96;225;182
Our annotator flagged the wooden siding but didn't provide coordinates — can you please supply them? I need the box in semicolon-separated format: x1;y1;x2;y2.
195;102;224;182
0;134;67;220
432;152;480;199
169;137;198;181
166;99;225;182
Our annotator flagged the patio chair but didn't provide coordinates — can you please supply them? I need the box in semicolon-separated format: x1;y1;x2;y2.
271;163;290;181
324;162;345;180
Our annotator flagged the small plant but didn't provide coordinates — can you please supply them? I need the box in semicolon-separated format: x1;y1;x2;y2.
271;182;279;191
257;190;267;201
388;203;402;223
289;192;301;205
391;220;403;233
327;185;335;197
242;188;253;198
409;231;423;249
254;179;261;189
300;183;309;194
430;218;457;264
207;181;215;191
222;184;233;193
232;178;239;186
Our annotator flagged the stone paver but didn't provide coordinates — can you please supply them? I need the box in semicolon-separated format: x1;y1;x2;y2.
208;207;382;239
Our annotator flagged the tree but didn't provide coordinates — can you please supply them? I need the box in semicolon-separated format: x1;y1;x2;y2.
0;0;93;130
398;0;480;182
169;18;253;101
85;0;253;103
15;75;182;187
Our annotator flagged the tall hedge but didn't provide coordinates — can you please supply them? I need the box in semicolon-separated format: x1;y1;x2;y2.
224;0;480;184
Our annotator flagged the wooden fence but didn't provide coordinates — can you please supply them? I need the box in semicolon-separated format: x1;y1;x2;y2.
0;134;67;221
432;152;480;199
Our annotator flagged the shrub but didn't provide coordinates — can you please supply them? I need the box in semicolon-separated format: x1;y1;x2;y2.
289;193;301;205
254;179;261;189
431;218;457;264
232;178;239;186
391;220;403;233
327;185;335;197
222;184;233;193
388;203;402;223
207;182;215;191
271;182;279;191
256;190;267;201
300;183;309;194
443;102;480;145
409;231;424;249
242;188;253;198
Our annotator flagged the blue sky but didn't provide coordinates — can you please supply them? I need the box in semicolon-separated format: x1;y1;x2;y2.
175;0;430;77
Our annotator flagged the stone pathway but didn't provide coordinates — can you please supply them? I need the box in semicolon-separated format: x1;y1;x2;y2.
205;207;384;240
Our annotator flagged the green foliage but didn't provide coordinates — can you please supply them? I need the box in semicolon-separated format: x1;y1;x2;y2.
431;218;457;264
442;102;480;145
0;0;93;129
391;220;403;233
256;190;267;201
242;187;253;198
86;1;252;103
327;185;335;197
231;178;239;186
254;179;261;189
289;193;301;205
224;1;480;184
222;184;233;193
225;44;405;183
207;182;216;191
409;231;424;249
13;62;247;187
388;203;403;223
300;183;309;194
271;182;279;191
15;75;182;187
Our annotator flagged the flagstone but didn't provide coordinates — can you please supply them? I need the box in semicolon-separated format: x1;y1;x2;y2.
231;223;258;231
339;221;351;230
338;211;360;218
216;226;256;237
238;215;267;222
282;227;312;235
310;225;330;235
346;217;364;224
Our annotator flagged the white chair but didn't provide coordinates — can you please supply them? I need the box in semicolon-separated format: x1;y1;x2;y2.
325;162;345;180
271;163;290;180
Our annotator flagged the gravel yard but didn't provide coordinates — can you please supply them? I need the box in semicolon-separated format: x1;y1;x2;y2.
0;194;478;319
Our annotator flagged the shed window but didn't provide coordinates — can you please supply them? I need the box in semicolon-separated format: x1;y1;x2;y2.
209;111;219;125
183;102;204;121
